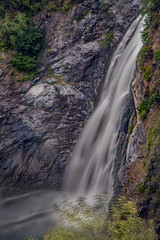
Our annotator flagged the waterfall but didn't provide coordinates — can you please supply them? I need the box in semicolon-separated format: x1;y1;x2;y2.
66;16;143;197
0;16;144;240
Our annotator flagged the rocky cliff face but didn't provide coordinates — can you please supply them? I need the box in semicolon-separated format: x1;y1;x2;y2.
118;14;160;238
0;0;141;196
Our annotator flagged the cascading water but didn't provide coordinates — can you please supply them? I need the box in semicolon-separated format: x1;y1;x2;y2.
0;16;143;240
66;16;143;197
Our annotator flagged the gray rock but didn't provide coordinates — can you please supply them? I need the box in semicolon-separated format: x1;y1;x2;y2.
126;122;147;163
0;0;142;196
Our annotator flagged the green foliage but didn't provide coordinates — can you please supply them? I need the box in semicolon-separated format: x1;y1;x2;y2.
100;4;109;13
0;13;30;50
154;48;160;63
137;182;146;193
128;124;135;134
143;65;152;82
11;54;37;72
0;0;45;17
141;0;160;16
138;89;160;121
75;10;88;21
108;197;156;240
152;17;160;29
128;116;137;134
16;26;45;57
30;196;157;240
138;46;152;70
103;32;113;47
147;185;158;194
137;112;160;223
0;13;45;73
146;112;160;150
47;3;58;12
140;0;160;44
0;13;44;56
60;0;79;12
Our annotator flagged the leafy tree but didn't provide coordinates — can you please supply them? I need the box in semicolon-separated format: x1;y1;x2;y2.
0;13;45;72
0;13;44;56
16;26;45;57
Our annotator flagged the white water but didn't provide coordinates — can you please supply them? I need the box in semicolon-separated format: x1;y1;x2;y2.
0;17;143;240
66;16;143;197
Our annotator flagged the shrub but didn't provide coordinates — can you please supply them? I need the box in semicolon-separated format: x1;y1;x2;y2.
75;10;88;21
138;46;152;70
143;65;152;82
137;182;146;193
60;0;79;12
141;0;160;16
152;18;160;29
154;48;160;63
0;13;29;50
146;112;160;150
128;116;136;134
16;26;45;57
0;0;45;17
100;4;109;13
138;89;160;121
47;3;58;12
0;13;44;57
0;13;45;73
11;54;37;72
103;32;113;47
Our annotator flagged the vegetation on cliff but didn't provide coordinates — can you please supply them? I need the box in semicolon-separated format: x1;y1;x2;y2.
137;0;160;121
28;196;157;240
0;0;80;79
124;0;160;237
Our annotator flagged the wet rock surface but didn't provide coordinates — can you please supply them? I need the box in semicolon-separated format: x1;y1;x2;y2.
0;0;141;196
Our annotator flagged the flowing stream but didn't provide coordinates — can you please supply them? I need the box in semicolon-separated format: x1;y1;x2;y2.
0;17;143;240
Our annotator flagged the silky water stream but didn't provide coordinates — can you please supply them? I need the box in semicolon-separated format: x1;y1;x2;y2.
0;16;143;240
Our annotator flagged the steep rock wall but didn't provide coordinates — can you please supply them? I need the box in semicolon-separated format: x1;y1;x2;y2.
119;14;160;238
0;0;141;196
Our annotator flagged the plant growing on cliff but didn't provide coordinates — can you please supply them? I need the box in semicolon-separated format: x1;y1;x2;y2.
141;0;160;16
154;48;160;64
138;88;160;121
0;13;45;73
143;65;152;82
138;46;152;70
74;10;88;21
128;116;137;134
0;0;45;17
140;0;160;45
100;4;109;13
29;196;157;240
0;13;45;55
146;112;160;150
103;32;113;47
11;54;37;73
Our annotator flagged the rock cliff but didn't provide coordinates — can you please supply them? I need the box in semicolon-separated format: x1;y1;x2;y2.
0;0;141;196
119;11;160;238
